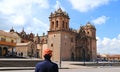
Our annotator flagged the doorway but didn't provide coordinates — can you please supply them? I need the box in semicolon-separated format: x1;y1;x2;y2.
0;47;2;56
3;47;8;56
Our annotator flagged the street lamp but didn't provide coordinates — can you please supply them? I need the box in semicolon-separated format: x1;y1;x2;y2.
59;31;62;68
83;47;86;66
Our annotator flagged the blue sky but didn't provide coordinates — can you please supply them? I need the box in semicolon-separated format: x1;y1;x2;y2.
0;0;120;55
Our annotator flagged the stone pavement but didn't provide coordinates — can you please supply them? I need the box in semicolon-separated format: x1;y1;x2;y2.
0;61;93;71
1;67;120;72
0;58;120;71
60;61;93;69
0;58;42;67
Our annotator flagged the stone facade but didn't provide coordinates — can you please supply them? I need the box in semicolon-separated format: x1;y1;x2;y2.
0;30;17;57
8;28;39;58
0;8;97;61
98;54;120;61
15;42;37;57
48;8;97;61
8;28;45;58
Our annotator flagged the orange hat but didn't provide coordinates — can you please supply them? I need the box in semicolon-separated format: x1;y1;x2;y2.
43;48;52;56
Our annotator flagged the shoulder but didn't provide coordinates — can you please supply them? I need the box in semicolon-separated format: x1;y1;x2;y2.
35;61;45;72
50;62;59;72
36;61;45;67
51;62;58;67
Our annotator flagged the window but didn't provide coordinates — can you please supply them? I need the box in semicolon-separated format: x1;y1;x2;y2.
21;41;24;43
51;43;53;47
51;21;54;28
56;21;58;27
66;22;68;29
62;21;64;28
71;37;73;42
87;32;89;34
1;38;6;42
11;40;14;43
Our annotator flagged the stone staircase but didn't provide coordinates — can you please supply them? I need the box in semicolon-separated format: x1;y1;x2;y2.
0;58;42;67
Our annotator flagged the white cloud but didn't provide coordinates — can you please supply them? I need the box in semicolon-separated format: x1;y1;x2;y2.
33;17;49;29
33;0;49;9
0;0;49;26
0;0;50;35
118;34;120;39
0;0;49;14
92;16;109;25
0;0;30;15
32;17;49;34
97;35;120;54
16;17;49;35
9;15;26;26
54;0;65;11
69;0;111;12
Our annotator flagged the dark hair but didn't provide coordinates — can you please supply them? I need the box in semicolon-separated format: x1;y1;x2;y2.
44;54;51;60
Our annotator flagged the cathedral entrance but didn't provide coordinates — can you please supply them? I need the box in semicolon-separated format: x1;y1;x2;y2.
71;52;74;61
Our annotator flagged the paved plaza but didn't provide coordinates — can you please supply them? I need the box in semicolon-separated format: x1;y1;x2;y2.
1;67;120;72
1;58;120;72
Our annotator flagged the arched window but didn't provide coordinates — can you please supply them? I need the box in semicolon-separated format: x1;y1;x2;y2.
51;43;53;47
87;32;89;34
31;45;34;56
56;21;58;28
3;47;8;56
66;22;68;29
1;38;6;42
62;21;64;28
0;47;2;56
11;40;14;43
51;21;54;28
71;37;73;42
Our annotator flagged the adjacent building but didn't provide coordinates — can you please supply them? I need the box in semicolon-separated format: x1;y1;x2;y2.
0;30;17;57
9;28;40;58
0;8;97;61
98;54;120;62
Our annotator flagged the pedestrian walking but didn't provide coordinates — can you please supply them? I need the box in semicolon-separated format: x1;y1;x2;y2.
35;48;58;72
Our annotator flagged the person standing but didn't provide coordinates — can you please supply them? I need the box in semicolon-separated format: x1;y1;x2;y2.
35;48;58;72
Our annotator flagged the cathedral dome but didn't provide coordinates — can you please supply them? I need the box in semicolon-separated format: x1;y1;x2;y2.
86;22;96;29
49;8;69;19
10;27;14;32
56;8;63;13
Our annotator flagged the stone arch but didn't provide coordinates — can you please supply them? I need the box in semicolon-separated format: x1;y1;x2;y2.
62;21;64;28
51;21;54;29
71;52;74;61
66;22;68;29
31;45;34;56
56;21;58;28
3;47;8;56
0;47;2;56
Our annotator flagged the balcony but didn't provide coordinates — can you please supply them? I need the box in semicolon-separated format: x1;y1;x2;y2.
0;41;16;47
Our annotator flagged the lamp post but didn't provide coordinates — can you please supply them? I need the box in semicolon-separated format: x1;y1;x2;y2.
59;31;62;68
82;36;86;66
83;48;86;66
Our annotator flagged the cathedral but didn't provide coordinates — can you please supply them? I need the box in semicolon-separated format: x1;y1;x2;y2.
47;8;97;61
0;8;97;61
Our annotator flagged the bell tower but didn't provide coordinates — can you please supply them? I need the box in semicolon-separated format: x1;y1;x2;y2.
48;8;71;62
49;8;70;31
85;22;96;38
84;22;97;61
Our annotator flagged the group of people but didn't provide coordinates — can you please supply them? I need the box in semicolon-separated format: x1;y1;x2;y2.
5;51;23;57
35;48;59;72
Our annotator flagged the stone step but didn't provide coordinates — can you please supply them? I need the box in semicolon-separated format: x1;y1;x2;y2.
0;58;42;67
